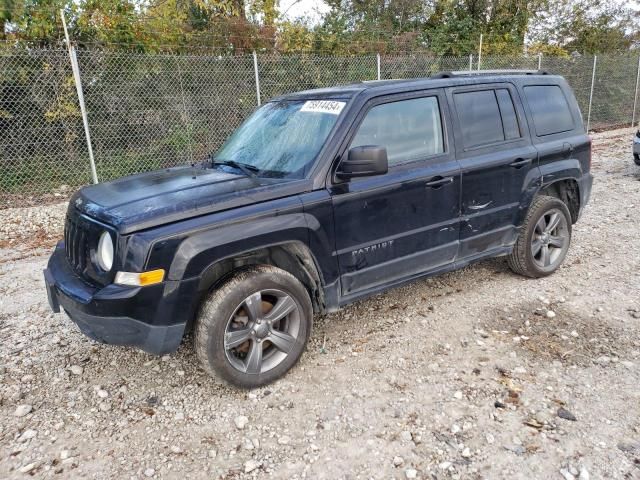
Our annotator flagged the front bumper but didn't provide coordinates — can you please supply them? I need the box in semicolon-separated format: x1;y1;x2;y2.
44;242;199;355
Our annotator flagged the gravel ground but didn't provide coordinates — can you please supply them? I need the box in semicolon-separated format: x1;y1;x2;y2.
1;128;639;480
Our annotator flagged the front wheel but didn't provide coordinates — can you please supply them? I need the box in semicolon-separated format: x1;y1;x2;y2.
634;153;640;166
507;195;572;278
195;265;312;388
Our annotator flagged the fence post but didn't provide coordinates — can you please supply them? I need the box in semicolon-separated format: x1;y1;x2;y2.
253;51;261;106
477;34;483;70
537;53;542;70
61;10;98;184
377;53;381;81
469;54;473;71
632;56;640;128
586;55;597;132
174;58;194;165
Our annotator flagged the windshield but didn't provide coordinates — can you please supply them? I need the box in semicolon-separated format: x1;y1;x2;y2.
213;99;345;178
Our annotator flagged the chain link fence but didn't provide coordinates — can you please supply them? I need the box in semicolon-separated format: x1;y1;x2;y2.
2;48;640;207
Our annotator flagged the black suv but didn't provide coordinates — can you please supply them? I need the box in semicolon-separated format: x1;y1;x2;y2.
44;70;593;388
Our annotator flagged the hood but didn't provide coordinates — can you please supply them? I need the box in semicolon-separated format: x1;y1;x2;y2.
71;165;306;234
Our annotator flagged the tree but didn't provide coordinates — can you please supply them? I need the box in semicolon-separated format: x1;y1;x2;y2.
528;0;638;54
75;0;143;47
1;0;639;53
10;0;72;44
1;0;19;39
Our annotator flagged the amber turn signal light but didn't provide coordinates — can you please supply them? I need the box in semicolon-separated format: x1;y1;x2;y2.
114;269;165;287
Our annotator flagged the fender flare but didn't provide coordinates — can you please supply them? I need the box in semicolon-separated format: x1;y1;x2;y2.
517;159;583;227
166;212;317;281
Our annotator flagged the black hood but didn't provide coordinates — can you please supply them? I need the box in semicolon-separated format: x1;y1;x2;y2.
70;165;307;234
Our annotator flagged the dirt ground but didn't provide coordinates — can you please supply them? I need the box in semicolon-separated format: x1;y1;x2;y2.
1;128;639;480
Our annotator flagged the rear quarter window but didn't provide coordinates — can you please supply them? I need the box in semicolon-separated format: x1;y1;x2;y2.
524;85;575;136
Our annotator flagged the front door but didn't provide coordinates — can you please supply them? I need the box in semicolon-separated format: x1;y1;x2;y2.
329;92;461;299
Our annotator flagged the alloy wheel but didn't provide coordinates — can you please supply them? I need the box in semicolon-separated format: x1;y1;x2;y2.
530;208;570;269
224;289;301;375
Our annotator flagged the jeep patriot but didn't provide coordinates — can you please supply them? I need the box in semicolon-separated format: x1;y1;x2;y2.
44;70;593;388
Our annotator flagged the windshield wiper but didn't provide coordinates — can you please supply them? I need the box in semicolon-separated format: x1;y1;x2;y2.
210;158;261;181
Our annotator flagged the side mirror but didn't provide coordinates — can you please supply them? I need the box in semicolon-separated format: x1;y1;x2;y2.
336;145;388;180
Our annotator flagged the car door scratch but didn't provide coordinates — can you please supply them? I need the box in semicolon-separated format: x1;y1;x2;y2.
468;201;493;210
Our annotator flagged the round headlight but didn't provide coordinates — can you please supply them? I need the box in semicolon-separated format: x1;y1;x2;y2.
97;231;114;272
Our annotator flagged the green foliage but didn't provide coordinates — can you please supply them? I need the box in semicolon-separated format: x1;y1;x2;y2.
527;42;569;57
11;0;73;43
529;0;638;54
96;152;165;182
74;0;143;47
2;0;637;55
277;20;314;52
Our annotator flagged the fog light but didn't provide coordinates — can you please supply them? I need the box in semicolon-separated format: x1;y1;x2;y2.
115;269;165;287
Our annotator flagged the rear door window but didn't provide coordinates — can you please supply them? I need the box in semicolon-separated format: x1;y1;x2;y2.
524;85;575;136
454;90;504;149
496;89;520;140
350;96;444;166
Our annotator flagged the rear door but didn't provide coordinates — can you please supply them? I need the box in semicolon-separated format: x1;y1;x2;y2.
329;90;461;298
447;83;539;258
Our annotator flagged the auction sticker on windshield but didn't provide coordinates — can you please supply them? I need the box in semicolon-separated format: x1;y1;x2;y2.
300;100;345;115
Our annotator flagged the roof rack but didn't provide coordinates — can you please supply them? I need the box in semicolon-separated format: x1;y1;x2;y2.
431;69;549;79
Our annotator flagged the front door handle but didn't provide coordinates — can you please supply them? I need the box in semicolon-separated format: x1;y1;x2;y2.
509;158;533;169
425;176;454;188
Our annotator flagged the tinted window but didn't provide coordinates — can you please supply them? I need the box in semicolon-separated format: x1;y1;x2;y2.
524;85;575;136
496;89;520;140
350;97;444;166
454;90;504;148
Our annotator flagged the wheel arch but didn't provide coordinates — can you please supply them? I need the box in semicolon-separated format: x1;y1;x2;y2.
194;241;325;322
538;178;581;223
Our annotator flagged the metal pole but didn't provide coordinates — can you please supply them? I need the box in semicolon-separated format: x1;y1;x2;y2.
469;54;473;71
61;9;98;184
477;34;483;70
253;51;261;106
632;55;640;127
537;52;542;71
174;58;193;165
376;53;381;81
586;55;597;132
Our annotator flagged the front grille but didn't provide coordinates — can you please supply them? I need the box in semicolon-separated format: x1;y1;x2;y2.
64;215;88;275
63;209;117;286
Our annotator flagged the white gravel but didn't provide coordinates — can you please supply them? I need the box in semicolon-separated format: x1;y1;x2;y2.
1;128;639;479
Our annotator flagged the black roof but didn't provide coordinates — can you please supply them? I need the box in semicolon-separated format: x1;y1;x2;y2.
273;70;559;102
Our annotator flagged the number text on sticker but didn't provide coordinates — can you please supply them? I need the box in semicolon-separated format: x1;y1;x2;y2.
300;100;345;115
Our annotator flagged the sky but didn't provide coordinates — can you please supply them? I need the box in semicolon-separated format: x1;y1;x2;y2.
279;0;330;23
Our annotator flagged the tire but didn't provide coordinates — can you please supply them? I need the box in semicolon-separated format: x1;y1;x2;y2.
195;265;312;389
634;153;640;166
507;195;572;278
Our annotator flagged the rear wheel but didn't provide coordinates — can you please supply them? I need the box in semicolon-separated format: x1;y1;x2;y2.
195;265;312;388
507;195;572;278
634;153;640;166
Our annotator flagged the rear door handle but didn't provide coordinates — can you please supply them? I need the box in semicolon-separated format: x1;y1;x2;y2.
425;176;454;188
509;158;533;169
